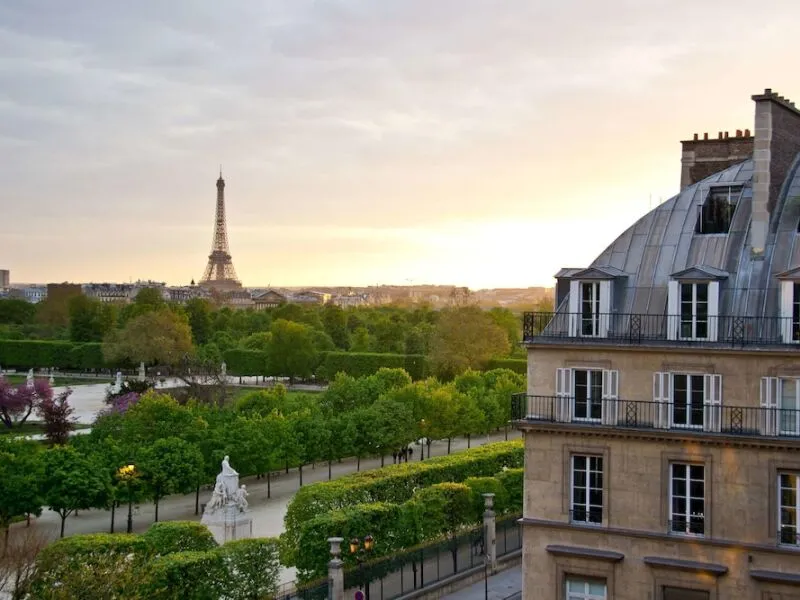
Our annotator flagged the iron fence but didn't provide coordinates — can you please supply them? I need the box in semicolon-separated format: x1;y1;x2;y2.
512;394;800;440
523;311;800;348
342;516;522;600
272;579;329;600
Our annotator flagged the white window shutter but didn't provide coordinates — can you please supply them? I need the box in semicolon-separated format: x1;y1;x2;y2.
760;377;779;436
568;281;579;337
781;281;794;343
667;281;679;340
653;372;671;429
598;280;611;338
601;369;619;425
702;374;722;433
555;368;572;422
708;281;720;342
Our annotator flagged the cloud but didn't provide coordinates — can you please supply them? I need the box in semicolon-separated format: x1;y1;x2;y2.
1;0;800;286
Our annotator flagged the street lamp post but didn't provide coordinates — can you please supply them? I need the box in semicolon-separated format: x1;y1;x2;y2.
350;534;375;600
116;464;137;534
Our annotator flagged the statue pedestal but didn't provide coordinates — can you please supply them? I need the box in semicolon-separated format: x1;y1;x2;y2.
201;502;252;545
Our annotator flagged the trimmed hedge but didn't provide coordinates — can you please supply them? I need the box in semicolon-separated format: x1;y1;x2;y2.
296;476;517;581
28;533;149;599
222;348;268;377
497;467;524;510
141;521;218;555
486;358;527;375
218;538;282;600
0;340;106;370
317;351;427;381
283;440;523;566
463;476;508;517
30;523;281;600
139;550;226;600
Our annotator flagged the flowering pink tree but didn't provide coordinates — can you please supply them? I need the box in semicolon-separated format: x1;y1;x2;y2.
37;390;76;445
0;378;53;429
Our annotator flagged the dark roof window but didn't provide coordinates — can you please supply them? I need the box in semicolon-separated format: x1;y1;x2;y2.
695;186;742;234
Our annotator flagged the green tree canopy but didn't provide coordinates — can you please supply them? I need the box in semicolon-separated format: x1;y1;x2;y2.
266;319;318;381
103;309;193;367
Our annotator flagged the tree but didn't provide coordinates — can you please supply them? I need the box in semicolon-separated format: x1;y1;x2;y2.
266;319;318;382
349;327;373;352
429;307;510;379
37;388;76;445
0;439;43;550
322;305;350;350
102;309;193;367
184;298;213;345
115;392;208;447
240;332;272;352
0;299;36;325
41;446;110;537
487;308;522;352
137;437;204;522
68;295;117;342
369;394;416;466
0;379;52;430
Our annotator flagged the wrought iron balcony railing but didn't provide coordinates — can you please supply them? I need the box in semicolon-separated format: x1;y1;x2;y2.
511;394;800;440
523;311;800;348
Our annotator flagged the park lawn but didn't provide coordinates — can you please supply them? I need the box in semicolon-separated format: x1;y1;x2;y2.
0;421;92;436
2;375;112;387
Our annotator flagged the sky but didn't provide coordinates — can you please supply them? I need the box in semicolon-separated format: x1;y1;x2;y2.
2;1;800;289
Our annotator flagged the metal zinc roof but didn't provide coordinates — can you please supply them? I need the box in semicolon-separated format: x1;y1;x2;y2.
586;154;800;318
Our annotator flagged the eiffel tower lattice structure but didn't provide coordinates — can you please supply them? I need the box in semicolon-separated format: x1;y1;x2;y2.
199;170;242;291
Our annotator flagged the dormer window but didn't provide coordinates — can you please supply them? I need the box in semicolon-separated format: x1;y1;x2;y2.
777;268;800;343
668;266;727;342
563;266;625;339
695;185;742;234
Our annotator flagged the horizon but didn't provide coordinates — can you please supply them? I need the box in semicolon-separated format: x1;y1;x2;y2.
2;1;799;289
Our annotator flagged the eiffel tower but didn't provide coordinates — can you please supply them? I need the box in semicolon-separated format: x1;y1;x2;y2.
199;170;242;290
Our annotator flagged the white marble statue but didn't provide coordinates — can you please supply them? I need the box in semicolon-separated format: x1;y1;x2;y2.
221;361;227;377
115;371;123;392
221;455;238;477
49;372;55;385
206;481;227;514
235;485;249;512
138;362;146;382
26;369;34;388
201;454;253;543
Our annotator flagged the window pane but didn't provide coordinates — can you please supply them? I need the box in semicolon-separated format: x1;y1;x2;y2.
696;283;708;302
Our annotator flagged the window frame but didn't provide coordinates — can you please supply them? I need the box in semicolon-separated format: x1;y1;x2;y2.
779;378;800;436
565;576;607;600
573;369;603;422
778;471;800;546
694;185;741;235
570;454;604;525
580;281;601;337
668;462;706;537
671;373;706;429
679;282;710;340
794;282;800;342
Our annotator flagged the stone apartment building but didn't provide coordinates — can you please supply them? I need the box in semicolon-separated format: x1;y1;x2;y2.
514;89;800;600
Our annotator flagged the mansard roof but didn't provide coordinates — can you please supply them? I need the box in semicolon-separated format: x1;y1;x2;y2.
670;265;729;280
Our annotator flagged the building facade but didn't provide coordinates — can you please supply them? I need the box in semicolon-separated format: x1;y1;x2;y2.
0;269;9;289
515;90;800;599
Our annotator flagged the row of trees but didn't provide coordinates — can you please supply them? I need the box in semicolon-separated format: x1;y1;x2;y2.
0;367;524;544
0;291;552;379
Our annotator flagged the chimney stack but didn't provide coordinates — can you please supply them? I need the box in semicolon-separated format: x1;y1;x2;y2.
749;89;800;258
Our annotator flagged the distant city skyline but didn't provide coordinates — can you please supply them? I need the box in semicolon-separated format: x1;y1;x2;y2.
2;1;799;288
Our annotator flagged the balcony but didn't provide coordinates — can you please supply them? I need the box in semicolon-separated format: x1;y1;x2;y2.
511;394;800;440
522;312;800;348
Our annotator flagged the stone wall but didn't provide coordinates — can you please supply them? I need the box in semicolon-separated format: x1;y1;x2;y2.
680;133;753;190
526;344;800;408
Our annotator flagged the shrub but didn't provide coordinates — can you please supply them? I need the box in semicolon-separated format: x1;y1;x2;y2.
141;521;218;555
404;483;474;541
0;340;106;370
283;441;522;566
138;550;226;600
222;348;267;377
296;502;409;581
463;476;508;519
497;467;524;513
29;534;148;599
317;352;427;381
485;358;527;375
218;538;281;600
